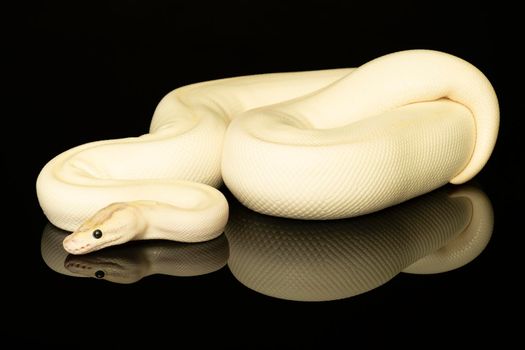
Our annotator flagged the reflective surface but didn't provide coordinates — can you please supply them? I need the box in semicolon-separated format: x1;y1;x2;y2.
226;185;492;301
42;225;229;283
41;184;492;301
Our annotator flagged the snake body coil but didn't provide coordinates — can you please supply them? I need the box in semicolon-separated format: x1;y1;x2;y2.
36;50;498;254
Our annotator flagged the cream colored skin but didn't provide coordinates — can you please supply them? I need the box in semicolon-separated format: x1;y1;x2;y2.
62;198;228;254
36;50;499;254
62;203;144;255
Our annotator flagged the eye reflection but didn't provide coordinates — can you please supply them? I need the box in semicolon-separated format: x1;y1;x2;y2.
94;270;105;279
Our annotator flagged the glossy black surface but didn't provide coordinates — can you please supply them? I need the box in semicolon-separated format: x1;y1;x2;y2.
6;1;517;346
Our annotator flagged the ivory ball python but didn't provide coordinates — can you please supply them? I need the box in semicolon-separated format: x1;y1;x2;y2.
36;50;499;254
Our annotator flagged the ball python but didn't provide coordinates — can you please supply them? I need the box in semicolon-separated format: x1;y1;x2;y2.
36;49;499;254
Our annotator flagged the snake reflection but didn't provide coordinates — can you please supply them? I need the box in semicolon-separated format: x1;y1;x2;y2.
41;185;492;300
41;226;230;283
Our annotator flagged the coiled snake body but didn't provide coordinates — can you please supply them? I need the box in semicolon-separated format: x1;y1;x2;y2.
36;50;498;254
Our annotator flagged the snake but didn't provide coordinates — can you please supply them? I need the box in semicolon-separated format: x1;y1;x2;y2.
36;49;499;255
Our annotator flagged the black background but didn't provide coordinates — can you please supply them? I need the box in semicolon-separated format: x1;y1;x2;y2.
5;1;520;346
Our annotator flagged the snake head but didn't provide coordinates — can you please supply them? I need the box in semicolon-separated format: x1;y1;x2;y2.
63;203;146;255
64;249;148;284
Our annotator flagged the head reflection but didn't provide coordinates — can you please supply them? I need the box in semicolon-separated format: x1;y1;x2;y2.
225;185;493;301
41;225;229;283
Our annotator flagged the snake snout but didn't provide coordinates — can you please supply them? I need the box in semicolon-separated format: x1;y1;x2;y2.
63;235;92;254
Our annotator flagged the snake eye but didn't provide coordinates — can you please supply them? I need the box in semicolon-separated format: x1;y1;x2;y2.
95;270;105;279
93;229;103;239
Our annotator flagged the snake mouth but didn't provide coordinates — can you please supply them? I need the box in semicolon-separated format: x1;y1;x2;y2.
64;256;125;275
63;235;125;255
64;258;97;275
